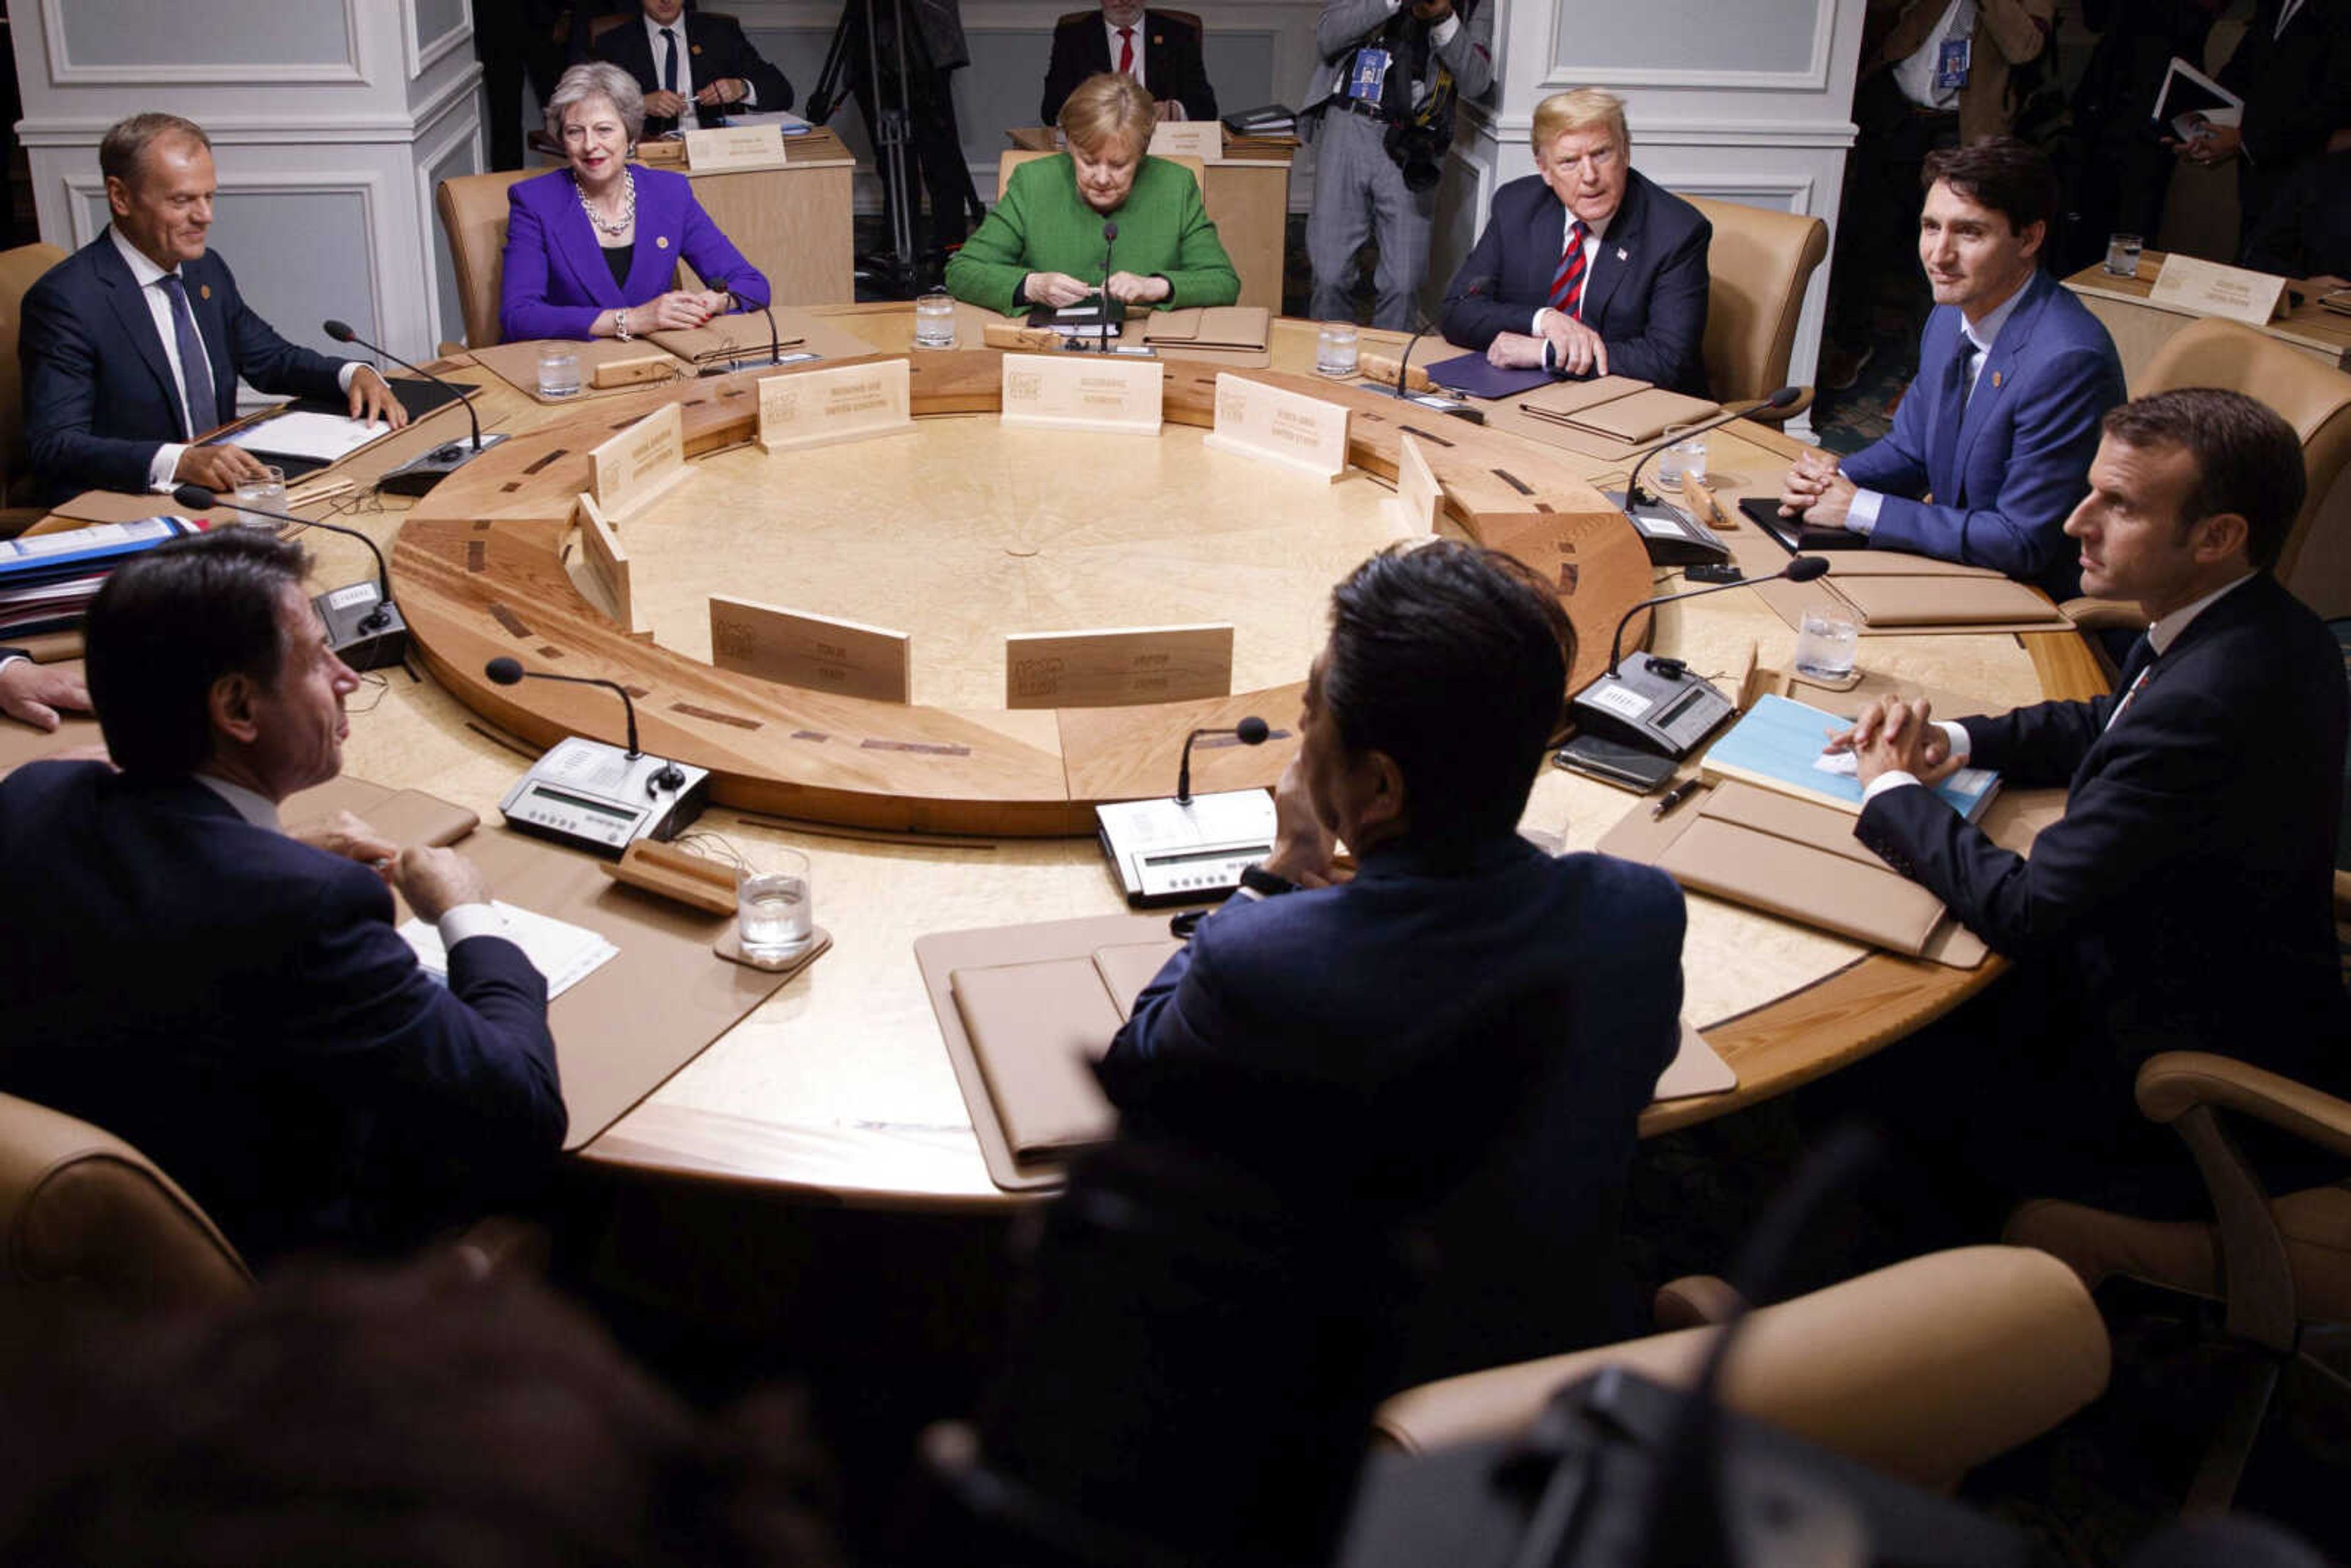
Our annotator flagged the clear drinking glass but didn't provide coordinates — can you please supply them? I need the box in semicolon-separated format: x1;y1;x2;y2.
2103;233;2143;279
737;848;814;965
914;290;958;349
1794;607;1860;682
537;343;583;398
230;465;287;526
1655;427;1709;489
1315;322;1359;377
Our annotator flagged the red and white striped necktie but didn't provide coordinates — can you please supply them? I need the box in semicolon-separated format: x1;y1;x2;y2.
1550;220;1590;318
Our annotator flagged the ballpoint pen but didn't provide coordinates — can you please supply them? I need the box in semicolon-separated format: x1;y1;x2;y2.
1651;779;1701;820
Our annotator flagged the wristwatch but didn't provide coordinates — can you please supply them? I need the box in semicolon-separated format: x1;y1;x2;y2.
1239;863;1299;898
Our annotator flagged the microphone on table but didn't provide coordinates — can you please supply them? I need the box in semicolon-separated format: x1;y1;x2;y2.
1609;386;1801;566
174;483;408;672
483;656;686;793
321;318;509;496
1622;386;1802;508
1568;556;1832;759
700;283;787;377
1175;715;1269;806
1357;306;1481;422
1084;220;1123;350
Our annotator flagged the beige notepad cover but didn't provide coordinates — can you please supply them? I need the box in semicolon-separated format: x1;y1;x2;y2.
1093;939;1183;1019
1658;1020;1737;1100
1838;574;2061;626
650;318;810;366
1660;814;1951;956
1141;306;1270;350
949;958;1121;1158
1520;374;1652;421
1567;386;1720;445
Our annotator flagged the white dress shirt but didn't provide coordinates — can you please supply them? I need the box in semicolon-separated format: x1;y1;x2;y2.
1104;15;1148;96
1891;0;1977;111
1846;275;2028;535
110;227;361;492
646;13;762;120
1531;208;1614;336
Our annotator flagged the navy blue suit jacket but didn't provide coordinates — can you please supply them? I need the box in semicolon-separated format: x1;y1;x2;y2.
1439;169;1712;397
0;763;568;1266
19;233;351;508
498;166;768;342
1858;573;2349;1094
593;12;792;138
1040;10;1218;126
1842;268;2125;596
1098;833;1686;1382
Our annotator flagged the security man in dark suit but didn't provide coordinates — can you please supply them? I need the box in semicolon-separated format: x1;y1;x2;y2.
1439;87;1712;396
591;0;792;138
18;113;407;509
1833;388;2349;1209
0;531;566;1264
1040;2;1218;126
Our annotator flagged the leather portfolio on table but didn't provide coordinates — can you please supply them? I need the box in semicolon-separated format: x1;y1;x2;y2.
1519;377;1719;445
1131;306;1273;366
649;318;810;367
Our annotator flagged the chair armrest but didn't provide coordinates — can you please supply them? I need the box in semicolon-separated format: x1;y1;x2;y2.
2135;1052;2351;1161
1652;1273;1745;1330
2058;596;2143;631
1723;390;1813;425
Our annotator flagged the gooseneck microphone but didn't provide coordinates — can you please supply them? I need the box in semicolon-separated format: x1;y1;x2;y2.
1100;220;1118;296
483;656;686;793
174;482;408;670
321;318;509;495
1603;555;1831;677
1623;386;1801;506
1174;715;1270;806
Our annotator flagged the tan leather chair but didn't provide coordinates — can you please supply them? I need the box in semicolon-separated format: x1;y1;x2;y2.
0;1090;251;1318
434;168;539;349
2004;1052;2351;1511
1373;1245;2110;1493
1684;196;1829;421
996;146;1207;203
0;241;67;527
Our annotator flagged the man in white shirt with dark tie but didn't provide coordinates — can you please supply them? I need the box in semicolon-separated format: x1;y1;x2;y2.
1040;1;1220;126
592;0;793;139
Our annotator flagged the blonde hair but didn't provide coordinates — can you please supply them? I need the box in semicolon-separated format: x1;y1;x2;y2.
1530;88;1629;155
1057;72;1155;159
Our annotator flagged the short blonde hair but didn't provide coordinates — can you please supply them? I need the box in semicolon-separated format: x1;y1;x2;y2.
545;61;646;148
1058;72;1155;159
1531;88;1629;156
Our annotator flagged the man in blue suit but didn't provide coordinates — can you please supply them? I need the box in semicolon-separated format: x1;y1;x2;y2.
1439;88;1712;396
1832;388;2347;1209
19;113;407;509
1098;540;1688;1384
0;531;566;1265
1778;138;2125;598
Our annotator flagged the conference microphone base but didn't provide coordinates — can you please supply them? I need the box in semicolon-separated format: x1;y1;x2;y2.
1357;383;1485;423
377;432;513;498
1569;655;1737;762
314;585;410;672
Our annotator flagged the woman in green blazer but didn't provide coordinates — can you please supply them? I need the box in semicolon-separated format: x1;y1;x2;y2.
945;72;1239;315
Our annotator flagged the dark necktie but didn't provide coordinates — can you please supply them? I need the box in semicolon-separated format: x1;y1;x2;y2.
2104;637;2156;732
1926;334;1976;505
661;27;680;94
1549;220;1589;318
155;273;216;438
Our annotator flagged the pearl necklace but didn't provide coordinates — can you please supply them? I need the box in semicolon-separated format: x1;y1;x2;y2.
577;168;636;239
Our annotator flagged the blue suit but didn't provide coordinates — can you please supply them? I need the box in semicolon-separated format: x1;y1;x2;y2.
498;165;768;343
1842;268;2125;596
1439;169;1713;397
0;763;568;1266
18;234;352;507
1098;834;1686;1384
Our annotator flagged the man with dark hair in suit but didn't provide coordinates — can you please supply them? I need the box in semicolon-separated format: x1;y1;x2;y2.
0;531;566;1265
1439;86;1712;396
1777;138;2125;598
1832;387;2349;1206
18;113;407;509
1099;539;1687;1384
593;0;792;139
1040;2;1217;126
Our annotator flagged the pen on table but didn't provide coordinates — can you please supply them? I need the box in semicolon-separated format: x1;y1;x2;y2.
1651;779;1701;820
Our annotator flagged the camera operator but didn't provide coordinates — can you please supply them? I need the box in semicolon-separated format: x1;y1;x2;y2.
1303;0;1492;330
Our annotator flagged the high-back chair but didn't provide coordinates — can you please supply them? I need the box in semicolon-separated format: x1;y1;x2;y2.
995;146;1209;203
1684;196;1829;419
433;168;540;350
0;241;68;523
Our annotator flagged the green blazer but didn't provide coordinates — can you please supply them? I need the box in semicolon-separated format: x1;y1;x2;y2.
945;154;1240;316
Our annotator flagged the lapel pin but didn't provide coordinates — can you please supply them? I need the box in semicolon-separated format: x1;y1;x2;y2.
1992;370;2003;389
1153;32;1163;43
657;234;670;249
691;42;703;54
199;283;212;300
1616;246;1629;261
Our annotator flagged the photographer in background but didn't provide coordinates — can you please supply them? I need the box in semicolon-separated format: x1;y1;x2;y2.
1303;0;1492;331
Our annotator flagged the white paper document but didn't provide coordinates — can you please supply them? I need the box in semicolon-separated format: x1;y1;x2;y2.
400;901;619;1000
225;409;390;463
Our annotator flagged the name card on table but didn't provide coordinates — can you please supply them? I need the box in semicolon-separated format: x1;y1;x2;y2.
999;353;1163;435
1202;372;1349;482
685;124;789;172
1004;623;1234;709
710;594;910;703
1149;121;1222;162
2148;253;2288;328
575;493;639;631
588;402;687;522
1392;429;1441;533
757;359;915;454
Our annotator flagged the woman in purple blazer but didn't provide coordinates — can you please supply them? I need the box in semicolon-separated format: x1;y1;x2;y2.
498;62;770;343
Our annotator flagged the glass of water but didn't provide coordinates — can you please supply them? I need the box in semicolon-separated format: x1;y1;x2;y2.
1794;607;1860;683
1655;426;1708;490
537;344;583;399
737;849;814;966
230;464;287;526
1315;321;1359;377
914;289;958;349
2103;233;2143;279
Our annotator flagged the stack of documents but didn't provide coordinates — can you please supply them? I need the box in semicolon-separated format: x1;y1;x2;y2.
1700;694;2001;821
0;516;201;637
1221;104;1297;138
400;900;619;1000
1518;375;1720;445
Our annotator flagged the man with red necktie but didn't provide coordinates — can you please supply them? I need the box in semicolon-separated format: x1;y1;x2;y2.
1041;1;1218;126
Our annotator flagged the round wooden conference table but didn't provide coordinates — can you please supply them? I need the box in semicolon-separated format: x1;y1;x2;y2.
258;306;2102;1208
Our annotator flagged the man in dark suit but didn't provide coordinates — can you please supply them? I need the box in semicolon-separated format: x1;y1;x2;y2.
1040;2;1217;126
1098;540;1687;1385
593;0;792;138
2173;0;2351;240
1834;388;2349;1206
1439;88;1711;397
18;113;406;510
0;531;567;1266
1778;138;2124;598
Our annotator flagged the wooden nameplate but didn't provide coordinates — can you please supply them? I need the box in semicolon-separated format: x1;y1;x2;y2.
601;838;738;914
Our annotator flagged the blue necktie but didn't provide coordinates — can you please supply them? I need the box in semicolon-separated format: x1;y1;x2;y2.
661;27;679;93
1926;336;1975;506
156;273;217;438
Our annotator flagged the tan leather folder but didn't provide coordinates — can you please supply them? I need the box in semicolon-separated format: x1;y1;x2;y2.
1564;386;1721;445
1141;306;1271;350
649;317;810;367
950;957;1125;1160
1834;574;2062;627
1519;373;1652;421
1094;939;1183;1018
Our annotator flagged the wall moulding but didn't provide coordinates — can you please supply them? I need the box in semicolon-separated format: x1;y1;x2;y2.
35;0;368;86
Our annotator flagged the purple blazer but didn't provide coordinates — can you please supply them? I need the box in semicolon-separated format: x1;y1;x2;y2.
498;165;769;342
